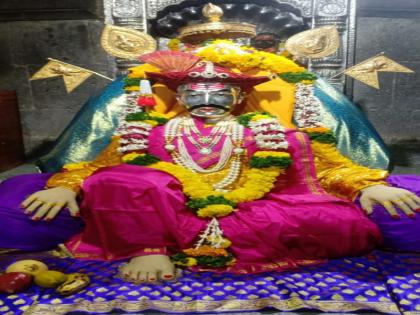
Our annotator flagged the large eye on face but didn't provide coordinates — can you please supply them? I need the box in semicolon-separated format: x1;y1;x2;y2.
185;91;202;97
213;91;231;96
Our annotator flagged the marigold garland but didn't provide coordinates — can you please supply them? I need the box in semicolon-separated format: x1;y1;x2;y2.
125;112;168;125
187;196;235;211
139;161;283;208
237;112;275;127
171;252;235;268
302;127;336;144
184;245;229;257
195;40;305;74
167;38;181;51
253;151;291;158
196;204;235;218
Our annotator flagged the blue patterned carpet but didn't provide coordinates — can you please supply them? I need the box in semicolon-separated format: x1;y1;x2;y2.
0;251;419;315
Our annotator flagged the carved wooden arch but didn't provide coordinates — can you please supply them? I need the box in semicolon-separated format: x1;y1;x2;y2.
104;0;357;92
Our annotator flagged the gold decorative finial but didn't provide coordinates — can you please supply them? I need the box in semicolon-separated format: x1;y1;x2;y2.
203;3;223;22
179;2;256;44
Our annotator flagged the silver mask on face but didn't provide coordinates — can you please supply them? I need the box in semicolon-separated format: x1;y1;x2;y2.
177;82;243;119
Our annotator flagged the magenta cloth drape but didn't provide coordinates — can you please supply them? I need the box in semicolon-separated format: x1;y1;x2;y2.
65;127;382;273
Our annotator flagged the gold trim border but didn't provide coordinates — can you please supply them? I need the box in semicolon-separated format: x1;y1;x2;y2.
27;297;400;315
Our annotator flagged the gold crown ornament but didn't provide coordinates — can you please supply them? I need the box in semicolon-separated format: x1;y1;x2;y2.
179;3;256;44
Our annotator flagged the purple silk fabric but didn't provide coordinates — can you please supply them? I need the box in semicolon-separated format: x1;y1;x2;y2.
368;175;420;252
1;250;420;314
0;173;84;251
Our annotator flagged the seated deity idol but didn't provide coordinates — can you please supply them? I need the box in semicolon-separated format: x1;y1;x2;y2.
0;3;419;284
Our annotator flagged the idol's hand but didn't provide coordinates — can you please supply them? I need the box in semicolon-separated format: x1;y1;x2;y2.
21;187;79;221
360;184;420;218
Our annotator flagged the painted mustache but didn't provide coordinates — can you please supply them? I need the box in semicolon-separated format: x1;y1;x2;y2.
189;104;228;111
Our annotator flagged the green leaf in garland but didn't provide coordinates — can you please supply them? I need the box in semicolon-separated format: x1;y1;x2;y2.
126;154;161;166
171;252;235;268
250;156;292;168
237;112;275;127
187;195;236;210
123;77;141;88
170;252;189;264
308;131;337;144
196;253;234;268
278;71;318;83
125;112;168;125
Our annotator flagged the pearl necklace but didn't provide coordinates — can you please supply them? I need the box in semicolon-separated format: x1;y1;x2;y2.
164;116;245;191
182;118;230;155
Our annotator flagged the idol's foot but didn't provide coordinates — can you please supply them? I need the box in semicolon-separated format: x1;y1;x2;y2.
119;255;176;283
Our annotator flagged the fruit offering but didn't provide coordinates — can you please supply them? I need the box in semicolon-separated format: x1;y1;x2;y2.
34;270;68;288
56;273;90;296
6;260;48;276
0;272;32;294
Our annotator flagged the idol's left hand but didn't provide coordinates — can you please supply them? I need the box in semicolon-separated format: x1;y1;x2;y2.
360;184;420;218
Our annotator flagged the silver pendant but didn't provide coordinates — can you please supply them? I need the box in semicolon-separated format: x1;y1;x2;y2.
199;136;212;144
199;148;212;155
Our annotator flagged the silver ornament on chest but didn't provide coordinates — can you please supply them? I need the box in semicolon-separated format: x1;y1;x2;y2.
199;136;212;144
199;147;212;155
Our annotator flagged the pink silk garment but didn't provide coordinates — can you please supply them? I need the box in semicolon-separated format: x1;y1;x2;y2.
66;120;382;274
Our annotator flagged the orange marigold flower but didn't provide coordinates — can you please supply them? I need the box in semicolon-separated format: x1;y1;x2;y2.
183;245;228;257
303;127;330;133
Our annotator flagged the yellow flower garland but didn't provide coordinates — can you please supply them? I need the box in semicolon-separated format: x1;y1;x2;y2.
195;40;305;73
168;38;181;51
144;161;283;208
253;151;291;158
197;204;234;218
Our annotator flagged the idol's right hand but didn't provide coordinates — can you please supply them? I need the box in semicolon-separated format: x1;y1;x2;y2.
21;187;79;221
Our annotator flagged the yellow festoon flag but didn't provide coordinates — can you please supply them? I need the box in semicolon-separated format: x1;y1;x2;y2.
343;53;414;89
30;58;112;93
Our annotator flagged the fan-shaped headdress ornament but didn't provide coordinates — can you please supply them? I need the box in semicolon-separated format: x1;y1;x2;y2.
140;51;269;92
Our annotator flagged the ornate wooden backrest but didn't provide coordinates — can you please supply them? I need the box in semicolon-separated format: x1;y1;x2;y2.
104;0;356;91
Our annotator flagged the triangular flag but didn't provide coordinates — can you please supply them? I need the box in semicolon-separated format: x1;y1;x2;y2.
343;54;414;89
30;59;96;93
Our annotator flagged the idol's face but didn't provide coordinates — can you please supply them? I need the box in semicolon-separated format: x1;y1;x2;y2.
177;82;243;119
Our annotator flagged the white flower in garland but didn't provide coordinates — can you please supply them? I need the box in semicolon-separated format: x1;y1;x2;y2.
114;87;155;153
248;117;288;150
119;138;149;145
293;83;324;128
118;143;148;153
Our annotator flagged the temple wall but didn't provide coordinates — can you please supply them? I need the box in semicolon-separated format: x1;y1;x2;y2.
354;22;420;143
0;1;110;156
353;1;420;168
